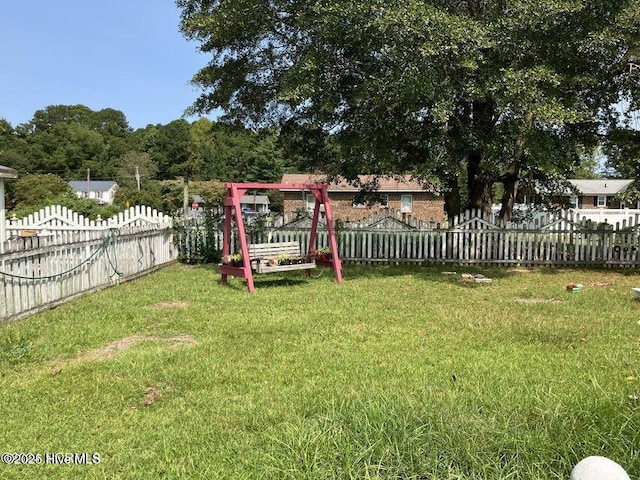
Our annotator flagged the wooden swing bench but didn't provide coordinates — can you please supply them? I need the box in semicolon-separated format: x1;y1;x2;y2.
248;241;316;274
220;182;342;293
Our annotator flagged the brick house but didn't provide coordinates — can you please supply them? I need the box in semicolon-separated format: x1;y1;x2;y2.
567;179;637;209
281;173;445;223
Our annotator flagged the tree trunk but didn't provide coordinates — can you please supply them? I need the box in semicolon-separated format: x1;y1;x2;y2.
465;100;495;217
466;150;493;216
498;161;520;223
444;175;461;221
498;121;529;223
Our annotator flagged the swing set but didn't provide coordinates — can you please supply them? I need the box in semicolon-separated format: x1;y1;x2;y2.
220;182;343;293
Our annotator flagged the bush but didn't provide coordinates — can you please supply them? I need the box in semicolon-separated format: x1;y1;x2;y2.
9;192;122;221
174;207;222;264
7;173;123;221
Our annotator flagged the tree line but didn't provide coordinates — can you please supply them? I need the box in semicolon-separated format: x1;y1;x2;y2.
0;104;293;217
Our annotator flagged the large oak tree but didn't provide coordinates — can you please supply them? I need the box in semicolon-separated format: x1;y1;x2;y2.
178;0;640;220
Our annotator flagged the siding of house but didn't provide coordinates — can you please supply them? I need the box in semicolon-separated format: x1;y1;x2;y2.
239;195;270;213
69;181;118;205
579;195;623;209
75;187;117;204
566;179;634;210
284;191;444;223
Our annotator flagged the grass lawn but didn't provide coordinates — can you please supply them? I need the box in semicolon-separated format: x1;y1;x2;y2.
1;263;639;479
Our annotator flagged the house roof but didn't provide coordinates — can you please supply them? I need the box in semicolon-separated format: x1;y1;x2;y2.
568;179;633;196
191;194;270;205
69;180;117;192
240;194;270;204
281;173;427;192
0;165;18;179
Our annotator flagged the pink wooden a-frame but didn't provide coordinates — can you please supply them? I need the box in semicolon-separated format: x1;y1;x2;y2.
220;182;343;293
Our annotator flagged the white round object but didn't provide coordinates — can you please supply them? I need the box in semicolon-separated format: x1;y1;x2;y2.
570;456;630;480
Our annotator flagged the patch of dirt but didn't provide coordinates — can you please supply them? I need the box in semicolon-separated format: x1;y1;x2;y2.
143;384;173;406
86;334;196;361
506;268;538;274
514;298;562;304
50;334;196;375
150;301;189;309
163;334;197;347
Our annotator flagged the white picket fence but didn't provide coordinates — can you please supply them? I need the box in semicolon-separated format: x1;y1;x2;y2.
570;208;640;226
338;209;639;266
179;208;640;267
1;206;176;321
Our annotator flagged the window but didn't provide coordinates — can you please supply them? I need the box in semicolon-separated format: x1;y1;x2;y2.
304;192;315;211
352;196;366;208
379;194;389;207
597;195;606;207
569;195;578;208
401;194;413;213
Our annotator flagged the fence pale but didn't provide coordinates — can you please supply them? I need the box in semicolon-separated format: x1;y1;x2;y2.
179;208;640;268
1;207;176;321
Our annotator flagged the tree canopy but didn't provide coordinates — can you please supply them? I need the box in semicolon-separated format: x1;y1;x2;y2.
178;0;640;220
1;104;287;215
604;122;640;202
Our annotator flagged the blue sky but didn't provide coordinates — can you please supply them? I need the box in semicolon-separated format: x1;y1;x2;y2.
0;1;218;130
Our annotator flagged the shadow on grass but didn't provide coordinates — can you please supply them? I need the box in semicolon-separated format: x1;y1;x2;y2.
535;264;640;277
183;261;639;278
341;261;640;282
339;262;516;284
207;262;537;292
252;277;310;290
198;261;639;294
215;273;311;292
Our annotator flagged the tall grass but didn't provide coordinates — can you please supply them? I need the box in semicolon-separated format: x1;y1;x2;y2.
1;264;639;479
